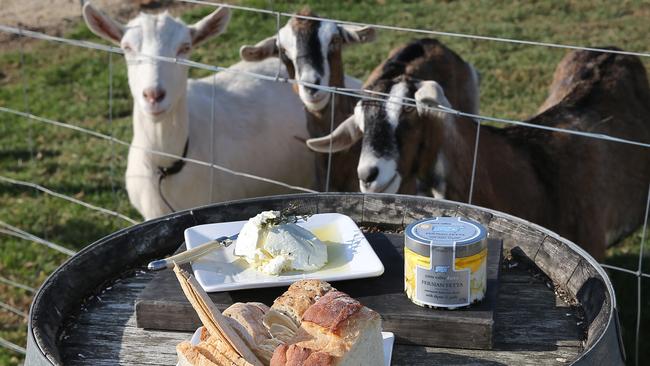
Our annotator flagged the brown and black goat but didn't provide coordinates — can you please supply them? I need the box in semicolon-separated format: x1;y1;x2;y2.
308;39;650;259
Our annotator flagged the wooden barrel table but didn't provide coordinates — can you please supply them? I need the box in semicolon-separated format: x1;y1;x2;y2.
24;194;625;365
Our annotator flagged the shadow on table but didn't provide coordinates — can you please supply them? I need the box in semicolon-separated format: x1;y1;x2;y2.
391;346;507;366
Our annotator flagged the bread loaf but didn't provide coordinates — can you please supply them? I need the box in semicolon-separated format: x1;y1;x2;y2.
270;287;384;366
178;279;383;366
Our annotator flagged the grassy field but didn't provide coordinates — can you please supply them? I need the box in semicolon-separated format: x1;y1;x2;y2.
1;0;649;364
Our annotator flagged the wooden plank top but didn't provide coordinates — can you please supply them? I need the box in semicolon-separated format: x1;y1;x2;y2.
135;234;502;350
58;249;586;365
27;195;621;365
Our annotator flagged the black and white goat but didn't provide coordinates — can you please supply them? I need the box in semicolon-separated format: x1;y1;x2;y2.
308;38;650;259
308;38;480;195
240;8;375;192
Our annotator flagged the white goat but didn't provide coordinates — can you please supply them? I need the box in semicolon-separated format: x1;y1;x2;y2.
83;4;314;220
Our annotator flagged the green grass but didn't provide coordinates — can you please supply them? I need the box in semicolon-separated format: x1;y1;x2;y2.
1;1;649;365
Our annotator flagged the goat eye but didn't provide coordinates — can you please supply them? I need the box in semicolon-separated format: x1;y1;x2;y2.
122;44;133;53
403;106;416;114
177;44;191;55
329;39;341;51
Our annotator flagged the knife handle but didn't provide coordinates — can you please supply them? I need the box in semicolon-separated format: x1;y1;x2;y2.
147;235;235;271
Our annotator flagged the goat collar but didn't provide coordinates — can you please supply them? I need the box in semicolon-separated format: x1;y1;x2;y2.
158;138;189;178
157;138;189;213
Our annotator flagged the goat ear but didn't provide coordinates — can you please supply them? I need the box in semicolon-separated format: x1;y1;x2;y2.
306;114;362;153
339;25;376;45
415;80;452;121
189;7;231;46
239;36;278;62
82;3;124;45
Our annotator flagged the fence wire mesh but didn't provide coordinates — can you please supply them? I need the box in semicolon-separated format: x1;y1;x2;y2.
0;337;25;355
0;1;649;364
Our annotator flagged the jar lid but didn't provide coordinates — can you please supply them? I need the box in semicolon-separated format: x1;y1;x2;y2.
405;217;487;257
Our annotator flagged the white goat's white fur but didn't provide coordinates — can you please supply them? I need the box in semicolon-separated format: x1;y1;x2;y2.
126;60;315;220
84;4;314;220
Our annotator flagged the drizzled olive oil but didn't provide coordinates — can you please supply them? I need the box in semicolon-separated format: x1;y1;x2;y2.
309;222;350;273
310;223;341;243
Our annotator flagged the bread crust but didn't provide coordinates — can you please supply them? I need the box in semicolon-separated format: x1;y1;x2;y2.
297;307;381;357
301;291;363;334
177;340;247;366
199;326;210;343
200;336;254;366
270;344;334;366
269;285;382;366
271;280;332;324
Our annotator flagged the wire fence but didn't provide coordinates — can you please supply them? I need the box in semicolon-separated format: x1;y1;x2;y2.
0;276;35;294
0;220;76;257
0;301;27;319
0;337;25;355
0;0;648;362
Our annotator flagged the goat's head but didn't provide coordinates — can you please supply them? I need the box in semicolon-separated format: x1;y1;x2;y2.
306;77;452;193
239;8;375;111
82;3;230;118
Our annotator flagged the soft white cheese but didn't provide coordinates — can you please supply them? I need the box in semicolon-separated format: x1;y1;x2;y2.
264;224;328;272
233;210;278;261
233;211;328;275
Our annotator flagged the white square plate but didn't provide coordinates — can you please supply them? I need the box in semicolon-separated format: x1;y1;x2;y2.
184;327;394;366
185;213;384;292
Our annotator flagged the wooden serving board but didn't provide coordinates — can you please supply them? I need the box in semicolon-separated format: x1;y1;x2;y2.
135;234;502;350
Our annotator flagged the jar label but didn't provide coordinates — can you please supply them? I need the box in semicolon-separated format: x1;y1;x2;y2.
405;246;487;307
415;246;470;307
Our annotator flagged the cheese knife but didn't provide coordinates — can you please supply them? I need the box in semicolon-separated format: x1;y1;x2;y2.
147;233;238;271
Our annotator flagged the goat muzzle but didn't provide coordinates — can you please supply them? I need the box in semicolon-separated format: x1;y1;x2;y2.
143;87;167;104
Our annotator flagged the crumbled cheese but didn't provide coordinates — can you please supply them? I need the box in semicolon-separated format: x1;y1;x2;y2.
261;255;291;275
